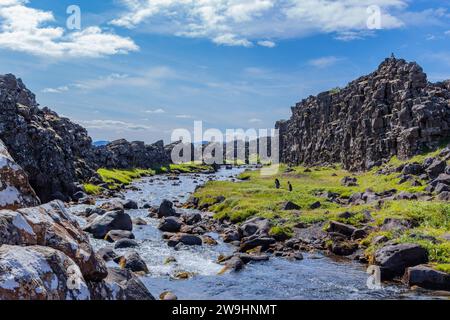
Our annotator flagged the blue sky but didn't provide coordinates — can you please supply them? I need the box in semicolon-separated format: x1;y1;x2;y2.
0;0;449;144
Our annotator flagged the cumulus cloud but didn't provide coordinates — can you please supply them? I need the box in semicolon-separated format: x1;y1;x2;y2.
111;0;408;46
308;56;343;68
77;119;153;131
0;0;138;58
145;108;166;114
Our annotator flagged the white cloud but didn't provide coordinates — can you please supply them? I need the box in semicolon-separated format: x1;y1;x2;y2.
175;114;193;119
77;119;153;131
249;118;263;123
308;56;343;68
111;0;408;46
145;108;166;114
257;40;276;48
42;86;69;93
0;0;138;58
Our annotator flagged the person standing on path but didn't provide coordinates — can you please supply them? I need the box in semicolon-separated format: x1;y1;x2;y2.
275;179;280;189
288;181;293;192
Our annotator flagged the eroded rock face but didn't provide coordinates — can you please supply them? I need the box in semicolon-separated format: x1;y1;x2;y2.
0;139;40;209
276;58;450;171
0;74;97;202
0;245;90;300
2;201;108;282
93;139;171;169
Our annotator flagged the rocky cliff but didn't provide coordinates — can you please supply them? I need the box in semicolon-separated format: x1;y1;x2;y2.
0;74;97;202
0;74;174;203
276;58;450;171
93;139;171;170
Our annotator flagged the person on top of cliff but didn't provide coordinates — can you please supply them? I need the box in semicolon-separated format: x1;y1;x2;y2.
275;178;280;189
288;181;293;192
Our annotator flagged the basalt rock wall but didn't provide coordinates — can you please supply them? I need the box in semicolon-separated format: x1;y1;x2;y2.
276;58;450;171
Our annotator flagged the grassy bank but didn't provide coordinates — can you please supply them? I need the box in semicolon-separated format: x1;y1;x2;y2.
193;158;450;268
83;162;215;194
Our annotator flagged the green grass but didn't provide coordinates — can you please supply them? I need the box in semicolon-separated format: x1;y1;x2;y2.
193;158;450;265
168;162;214;173
97;168;155;189
83;183;102;195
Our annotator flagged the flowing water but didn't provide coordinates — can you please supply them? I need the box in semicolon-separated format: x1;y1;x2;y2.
71;168;445;300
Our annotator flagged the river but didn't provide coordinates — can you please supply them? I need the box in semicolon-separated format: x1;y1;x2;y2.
71;167;444;300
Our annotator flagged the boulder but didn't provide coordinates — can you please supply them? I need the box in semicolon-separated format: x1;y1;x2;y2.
425;159;446;179
160;291;178;300
402;163;423;175
0;245;90;300
309;201;322;209
133;217;148;225
83;210;133;239
119;251;149;273
88;268;154;300
104;230;135;243
14;201;107;281
239;217;271;237
222;229;241;242
182;212;202;225
123;200;138;210
114;239;139;249
0;139;40;209
403;265;450;291
99;200;124;212
97;247;118;262
158;217;182;232
157;199;179;218
240;236;276;252
374;243;428;280
341;176;358;187
326;221;357;238
168;234;202;246
281;201;300;210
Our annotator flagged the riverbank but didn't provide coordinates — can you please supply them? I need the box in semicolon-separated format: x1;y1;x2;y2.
189;149;450;291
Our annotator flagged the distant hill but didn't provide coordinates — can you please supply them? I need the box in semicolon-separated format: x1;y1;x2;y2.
93;140;110;147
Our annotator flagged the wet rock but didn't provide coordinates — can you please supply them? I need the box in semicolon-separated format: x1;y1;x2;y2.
182;212;202;225
88;267;154;300
168;234;202;247
160;291;178;300
281;201;300;210
119;251;149;273
85;207;106;217
238;253;270;264
0;139;40;209
202;235;218;246
157;199;179;218
329;240;358;256
123;200;138;210
240;236;276;252
158;217;182;232
114;239;139;249
326;221;357;238
132;217;147;226
97;247;118;262
221;256;244;273
0;245;90;300
99;200;124;212
374;243;428;280
83;210;133;239
222;229;241;243
403;265;450;291
105;230;135;243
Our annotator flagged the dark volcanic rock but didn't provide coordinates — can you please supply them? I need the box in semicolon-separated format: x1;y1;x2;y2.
158;217;182;232
93;139;171;170
0;74;98;202
157;199;179;218
276;58;450;171
403;265;450;291
374;243;428;280
83;210;133;239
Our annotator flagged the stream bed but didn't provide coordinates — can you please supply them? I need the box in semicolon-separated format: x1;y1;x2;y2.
71;168;444;300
